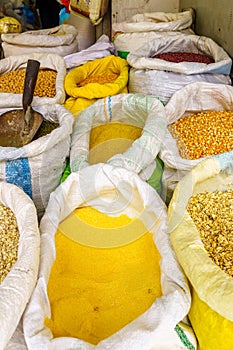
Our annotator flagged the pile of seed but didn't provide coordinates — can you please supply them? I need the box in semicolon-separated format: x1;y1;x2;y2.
152;52;214;64
187;189;233;278
0;68;57;97
33;120;59;140
168;110;233;159
77;73;119;87
0;203;20;284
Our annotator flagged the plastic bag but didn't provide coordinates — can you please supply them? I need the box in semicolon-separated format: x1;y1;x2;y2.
168;151;233;350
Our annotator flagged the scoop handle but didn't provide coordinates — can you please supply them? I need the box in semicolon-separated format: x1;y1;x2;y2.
22;59;40;113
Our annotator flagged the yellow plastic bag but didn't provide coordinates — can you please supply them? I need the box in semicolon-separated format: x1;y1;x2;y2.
168;152;233;350
0;16;22;33
64;55;129;117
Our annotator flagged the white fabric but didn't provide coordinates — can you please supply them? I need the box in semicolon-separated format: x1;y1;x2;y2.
23;164;195;350
128;67;231;104
70;93;167;181
112;10;194;33
0;104;74;219
64;35;116;70
0;52;66;108
1;24;79;58
127;33;232;75
159;82;233;201
0;182;40;350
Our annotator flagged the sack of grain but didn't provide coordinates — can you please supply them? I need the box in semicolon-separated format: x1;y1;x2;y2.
0;104;74;219
0;181;40;350
69;93;166;194
0;52;66;108
168;150;233;350
112;9;195;58
159;82;233;203
64;55;129;118
70;0;109;25
1;24;79;57
23;163;196;349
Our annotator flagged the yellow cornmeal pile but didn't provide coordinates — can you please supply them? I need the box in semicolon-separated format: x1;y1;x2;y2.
0;69;57;97
0;203;20;284
187;189;233;277
45;207;162;345
77;73;119;87
168;110;233;160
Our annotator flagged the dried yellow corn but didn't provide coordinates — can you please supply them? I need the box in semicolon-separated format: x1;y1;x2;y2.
168;110;233;160
0;203;19;284
0;69;57;98
77;73;119;87
187;190;233;277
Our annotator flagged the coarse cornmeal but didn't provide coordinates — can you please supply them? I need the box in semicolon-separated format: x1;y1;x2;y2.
45;207;162;345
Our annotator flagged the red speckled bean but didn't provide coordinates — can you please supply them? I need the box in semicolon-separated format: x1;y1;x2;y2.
152;52;214;64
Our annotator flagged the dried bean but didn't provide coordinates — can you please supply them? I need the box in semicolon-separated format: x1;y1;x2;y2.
152;52;214;64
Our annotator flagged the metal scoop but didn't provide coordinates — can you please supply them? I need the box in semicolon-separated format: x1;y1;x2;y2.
0;59;43;147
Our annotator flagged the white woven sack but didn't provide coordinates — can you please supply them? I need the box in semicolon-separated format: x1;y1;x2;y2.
70;93;167;182
0;181;40;350
159;82;233;202
128;67;231;104
112;30;194;57
0;104;74;219
112;10;194;33
127;33;232;75
64;34;116;70
23;164;196;350
1;24;79;58
0;52;66;108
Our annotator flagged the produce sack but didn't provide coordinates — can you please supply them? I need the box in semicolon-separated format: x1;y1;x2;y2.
0;181;40;350
69;93;166;193
64;55;129;118
64;34;116;70
168;151;233;350
70;0;109;25
127;33;232;75
0;52;66;108
0;104;74;219
159;82;233;203
23;163;196;350
112;9;194;58
1;24;79;58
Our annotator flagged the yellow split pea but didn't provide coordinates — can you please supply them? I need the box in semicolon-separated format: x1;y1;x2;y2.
45;207;162;345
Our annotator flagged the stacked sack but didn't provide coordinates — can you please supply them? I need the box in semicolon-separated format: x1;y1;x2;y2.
127;33;232;104
168;151;233;350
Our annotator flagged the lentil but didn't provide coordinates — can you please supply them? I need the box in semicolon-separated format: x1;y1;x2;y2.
45;207;162;345
187;190;233;278
77;73;119;87
168;110;233;159
152;52;214;64
0;69;57;97
0;203;19;284
32;120;59;140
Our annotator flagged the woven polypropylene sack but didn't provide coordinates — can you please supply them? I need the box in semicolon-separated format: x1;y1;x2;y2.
0;52;66;108
0;182;40;350
70;0;109;25
168;151;233;350
23;163;196;350
1;24;79;58
0;104;74;219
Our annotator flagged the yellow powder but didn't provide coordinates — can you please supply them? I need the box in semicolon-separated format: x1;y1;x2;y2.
89;123;142;164
45;207;162;345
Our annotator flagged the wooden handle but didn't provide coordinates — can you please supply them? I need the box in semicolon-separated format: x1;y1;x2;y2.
22;59;40;113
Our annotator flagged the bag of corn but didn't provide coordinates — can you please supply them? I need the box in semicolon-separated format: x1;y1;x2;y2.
159;82;233;203
1;24;79;58
0;181;40;350
168;150;233;350
64;55;129;118
23;163;196;350
0;104;74;219
112;9;195;58
69;93;166;194
0;52;66;108
70;0;109;25
127;33;232;103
